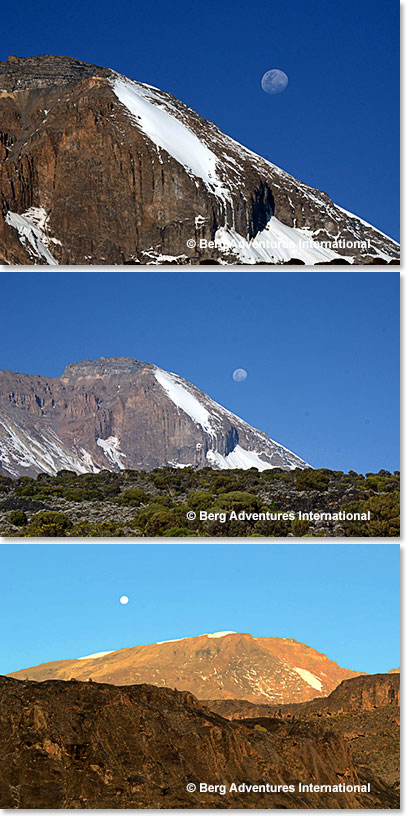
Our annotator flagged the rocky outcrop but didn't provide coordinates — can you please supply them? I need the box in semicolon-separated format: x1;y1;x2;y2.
0;55;399;266
206;672;400;720
8;632;360;705
0;676;397;808
0;356;308;477
206;674;400;797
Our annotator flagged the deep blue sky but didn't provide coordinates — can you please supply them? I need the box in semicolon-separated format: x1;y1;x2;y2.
0;544;399;676
0;271;399;473
1;0;399;239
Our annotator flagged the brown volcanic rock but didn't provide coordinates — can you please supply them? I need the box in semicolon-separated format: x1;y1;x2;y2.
207;674;400;797
0;54;111;91
0;55;399;266
8;632;360;705
0;676;396;809
0;356;308;477
206;672;400;720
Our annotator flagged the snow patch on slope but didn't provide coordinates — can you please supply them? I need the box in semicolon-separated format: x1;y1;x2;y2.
80;448;100;472
293;666;322;691
77;650;116;660
206;445;274;471
112;76;232;206
206;631;237;638
5;207;60;265
96;436;127;469
0;414;97;477
215;217;341;265
154;367;217;436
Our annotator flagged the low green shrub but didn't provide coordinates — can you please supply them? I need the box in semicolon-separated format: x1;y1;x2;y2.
9;509;28;526
25;511;73;537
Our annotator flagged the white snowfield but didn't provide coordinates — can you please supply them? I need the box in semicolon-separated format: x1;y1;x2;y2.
5;207;60;265
112;76;232;207
207;445;273;472
215;218;340;265
293;666;323;691
96;435;127;469
154;367;217;437
154;366;307;471
77;650;116;660
0;412;98;477
156;637;186;645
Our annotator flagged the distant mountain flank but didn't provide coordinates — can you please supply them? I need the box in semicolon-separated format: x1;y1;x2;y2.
0;55;400;265
8;631;361;705
0;356;308;478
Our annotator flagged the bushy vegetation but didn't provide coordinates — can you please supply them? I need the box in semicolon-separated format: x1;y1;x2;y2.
0;466;399;538
8;509;27;527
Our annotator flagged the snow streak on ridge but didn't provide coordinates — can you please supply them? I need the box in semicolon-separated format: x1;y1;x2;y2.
153;366;307;471
111;76;232;207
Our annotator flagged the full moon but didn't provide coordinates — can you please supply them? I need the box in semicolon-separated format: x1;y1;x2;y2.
261;69;288;95
119;595;129;605
232;368;248;382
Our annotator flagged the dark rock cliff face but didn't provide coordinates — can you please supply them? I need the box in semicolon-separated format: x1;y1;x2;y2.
0;55;399;265
0;356;308;477
206;674;400;800
0;676;397;808
0;55;111;90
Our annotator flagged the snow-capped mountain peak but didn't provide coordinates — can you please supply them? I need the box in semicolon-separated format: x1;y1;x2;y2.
0;357;308;478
